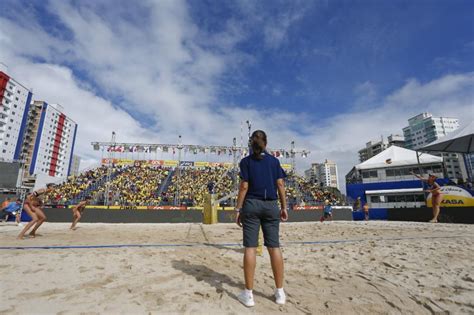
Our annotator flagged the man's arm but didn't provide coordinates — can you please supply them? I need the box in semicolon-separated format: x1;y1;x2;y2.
235;180;249;209
277;178;288;221
235;181;249;227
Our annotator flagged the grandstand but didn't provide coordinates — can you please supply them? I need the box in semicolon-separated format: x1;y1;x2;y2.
45;159;345;208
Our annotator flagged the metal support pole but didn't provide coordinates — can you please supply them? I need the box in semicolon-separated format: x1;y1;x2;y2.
232;137;238;206
105;131;116;207
246;120;252;150
416;150;427;205
175;135;183;206
291;140;296;172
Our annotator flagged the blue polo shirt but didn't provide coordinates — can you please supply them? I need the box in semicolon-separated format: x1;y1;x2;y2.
4;202;21;213
239;152;286;200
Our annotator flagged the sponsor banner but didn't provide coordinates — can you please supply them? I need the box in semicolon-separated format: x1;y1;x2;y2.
195;161;209;168
147;206;187;210
209;162;223;167
163;160;178;167
179;161;194;167
149;160;163;166
427;186;474;207
101;159;236;168
293;205;323;210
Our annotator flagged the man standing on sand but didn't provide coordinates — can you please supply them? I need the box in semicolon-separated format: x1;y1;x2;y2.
363;203;370;221
70;196;92;230
235;130;288;307
320;200;333;222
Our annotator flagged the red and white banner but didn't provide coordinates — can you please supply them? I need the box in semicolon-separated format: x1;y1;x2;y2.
293;205;323;211
147;206;187;210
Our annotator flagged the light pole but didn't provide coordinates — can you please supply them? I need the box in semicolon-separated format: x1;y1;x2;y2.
232;137;238;206
105;131;116;207
291;140;296;172
246;120;252;150
175;135;183;206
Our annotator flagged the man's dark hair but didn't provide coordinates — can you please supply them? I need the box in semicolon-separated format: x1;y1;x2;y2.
251;130;267;161
85;196;92;200
46;183;55;189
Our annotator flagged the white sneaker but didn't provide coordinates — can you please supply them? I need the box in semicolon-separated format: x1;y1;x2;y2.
275;289;286;305
238;290;255;307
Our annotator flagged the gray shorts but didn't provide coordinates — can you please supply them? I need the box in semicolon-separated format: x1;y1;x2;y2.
241;199;280;248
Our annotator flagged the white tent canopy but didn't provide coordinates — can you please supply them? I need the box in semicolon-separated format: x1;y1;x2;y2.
355;146;442;170
420;121;474;153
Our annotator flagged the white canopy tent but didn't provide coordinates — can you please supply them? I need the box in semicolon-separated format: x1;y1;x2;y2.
355;146;442;170
420;121;474;154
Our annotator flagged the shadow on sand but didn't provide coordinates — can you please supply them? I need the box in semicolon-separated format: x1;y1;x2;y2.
171;259;272;303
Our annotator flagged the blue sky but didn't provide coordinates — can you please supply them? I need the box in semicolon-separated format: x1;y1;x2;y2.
189;0;474;117
0;0;473;191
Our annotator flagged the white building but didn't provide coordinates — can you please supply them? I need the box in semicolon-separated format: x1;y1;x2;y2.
70;154;81;176
305;159;339;189
358;134;405;162
23;101;78;179
0;70;33;161
346;146;445;208
403;112;467;180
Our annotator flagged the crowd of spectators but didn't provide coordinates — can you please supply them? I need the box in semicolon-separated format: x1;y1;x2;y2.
97;165;170;206
287;173;343;206
165;166;235;206
45;166;110;204
47;164;345;207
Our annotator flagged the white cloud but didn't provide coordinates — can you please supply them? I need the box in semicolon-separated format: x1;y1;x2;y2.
0;1;472;195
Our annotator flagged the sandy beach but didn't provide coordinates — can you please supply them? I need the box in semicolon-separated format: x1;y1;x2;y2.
1;221;473;314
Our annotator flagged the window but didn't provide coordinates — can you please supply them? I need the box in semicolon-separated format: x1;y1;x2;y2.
395;195;405;202
415;195;424;202
362;170;378;178
370;196;381;203
387;196;397;203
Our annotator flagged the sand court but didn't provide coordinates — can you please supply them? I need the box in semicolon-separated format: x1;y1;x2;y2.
1;221;473;314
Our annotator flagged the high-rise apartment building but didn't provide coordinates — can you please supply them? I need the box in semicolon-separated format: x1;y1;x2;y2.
358;134;405;162
403;113;466;180
305;159;339;189
70;154;81;176
0;70;33;161
22;101;77;178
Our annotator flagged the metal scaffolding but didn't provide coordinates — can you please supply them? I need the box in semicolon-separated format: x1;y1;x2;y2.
91;135;310;206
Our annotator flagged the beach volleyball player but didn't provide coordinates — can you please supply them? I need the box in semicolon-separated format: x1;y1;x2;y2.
70;196;92;230
18;183;55;239
411;172;442;222
235;130;288;307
